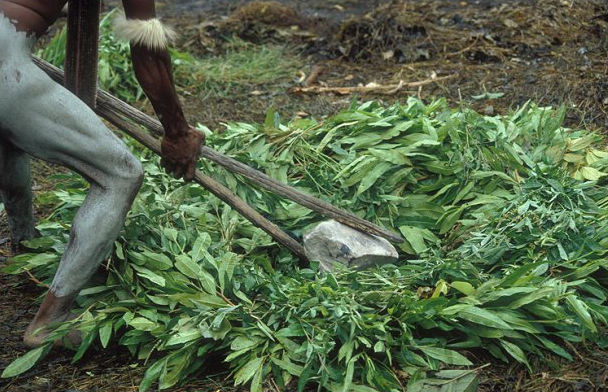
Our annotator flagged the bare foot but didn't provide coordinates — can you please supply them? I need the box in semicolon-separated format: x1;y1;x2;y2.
8;227;41;255
24;291;81;348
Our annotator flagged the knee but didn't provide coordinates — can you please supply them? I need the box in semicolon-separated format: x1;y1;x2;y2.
125;154;144;191
114;153;144;193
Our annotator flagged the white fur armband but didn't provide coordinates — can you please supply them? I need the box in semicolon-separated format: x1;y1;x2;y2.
113;14;176;50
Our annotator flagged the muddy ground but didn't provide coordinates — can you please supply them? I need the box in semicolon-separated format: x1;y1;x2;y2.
1;0;607;391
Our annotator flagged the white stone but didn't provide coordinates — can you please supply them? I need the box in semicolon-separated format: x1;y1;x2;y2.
303;220;399;271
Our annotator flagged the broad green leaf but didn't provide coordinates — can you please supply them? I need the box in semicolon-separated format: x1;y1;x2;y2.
73;328;98;363
500;340;531;371
458;307;512;329
432;280;449;298
234;357;263;386
453;182;475;204
99;321;113;348
439;373;477;392
231;336;258;351
565;296;597;333
419;347;473;366
438;207;463;234
356;162;392;195
451;281;475;296
174;254;201;277
341;357;356;392
536;335;573;361
166;329;202;346
508;286;556;309
580;166;606;181
399;226;427;254
251;360;264;392
131;265;166;287
567;135;595;151
139;358;165;392
128;317;158;332
1;345;50;378
270;356;304;376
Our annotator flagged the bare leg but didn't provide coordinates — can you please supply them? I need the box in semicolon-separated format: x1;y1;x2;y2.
0;141;37;253
0;15;144;347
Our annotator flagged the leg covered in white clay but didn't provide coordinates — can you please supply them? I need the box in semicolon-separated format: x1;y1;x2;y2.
0;141;36;252
0;14;143;346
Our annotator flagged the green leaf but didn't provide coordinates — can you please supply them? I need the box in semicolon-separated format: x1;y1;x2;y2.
251;359;264;392
439;373;478;392
565;296;598;333
72;327;98;363
356;162;393;195
99;321;113;349
457;307;512;329
1;345;50;378
471;170;516;183
500;340;531;371
580;166;606;181
270;356;304;376
453;182;475;204
342;357;356;392
451;281;475;296
166;329;202;346
131;265;166;287
139;358;165;392
508;286;555;309
399;226;427;254
567;135;596;151
234;356;263;386
140;250;173;270
128;317;158;332
419;347;473;366
174;254;201;277
438;207;463;234
536;336;573;361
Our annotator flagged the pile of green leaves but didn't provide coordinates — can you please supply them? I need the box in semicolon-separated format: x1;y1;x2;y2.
9;11;608;391
3;96;607;391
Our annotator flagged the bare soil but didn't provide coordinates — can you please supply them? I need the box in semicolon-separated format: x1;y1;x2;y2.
1;0;607;391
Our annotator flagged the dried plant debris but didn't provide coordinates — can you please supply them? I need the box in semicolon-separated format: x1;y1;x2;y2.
332;0;607;64
215;2;313;44
335;2;430;61
3;98;606;391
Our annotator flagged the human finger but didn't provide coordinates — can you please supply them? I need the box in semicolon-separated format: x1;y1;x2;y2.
173;163;186;179
184;161;196;181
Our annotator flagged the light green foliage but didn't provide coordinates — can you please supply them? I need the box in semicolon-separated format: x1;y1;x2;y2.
3;99;607;391
38;14;298;102
171;38;300;97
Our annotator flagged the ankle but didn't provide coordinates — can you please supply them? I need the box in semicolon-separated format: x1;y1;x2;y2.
32;291;77;324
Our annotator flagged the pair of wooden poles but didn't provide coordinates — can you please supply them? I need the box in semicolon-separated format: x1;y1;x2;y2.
43;1;402;262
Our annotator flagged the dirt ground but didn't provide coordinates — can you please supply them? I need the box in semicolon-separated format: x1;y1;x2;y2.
157;0;608;133
1;0;607;391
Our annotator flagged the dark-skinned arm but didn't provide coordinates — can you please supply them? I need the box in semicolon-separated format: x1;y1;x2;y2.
121;0;203;180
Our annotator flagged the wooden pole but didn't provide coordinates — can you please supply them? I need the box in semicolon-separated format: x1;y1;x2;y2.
33;57;403;245
100;108;309;262
32;57;307;261
64;0;101;107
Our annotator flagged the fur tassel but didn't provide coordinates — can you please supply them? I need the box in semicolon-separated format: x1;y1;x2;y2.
113;14;176;50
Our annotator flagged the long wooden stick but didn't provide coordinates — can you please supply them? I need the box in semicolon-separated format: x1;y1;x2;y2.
64;0;101;107
34;58;306;261
33;57;403;244
100;107;308;261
